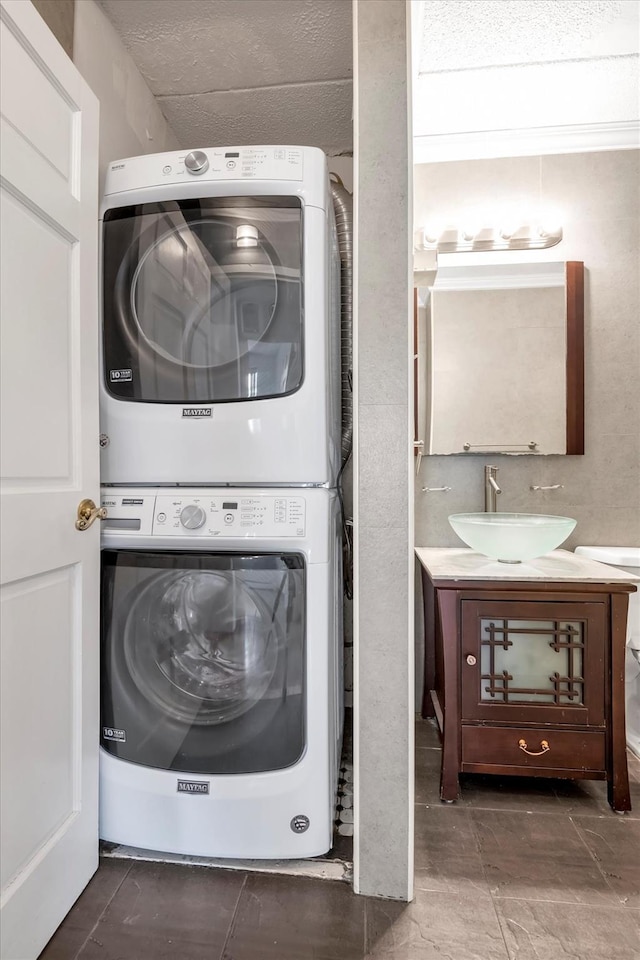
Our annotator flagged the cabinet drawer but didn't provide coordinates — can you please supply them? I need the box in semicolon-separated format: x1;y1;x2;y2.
461;725;606;773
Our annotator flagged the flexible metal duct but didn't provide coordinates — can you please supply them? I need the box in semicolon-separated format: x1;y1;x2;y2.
330;173;353;464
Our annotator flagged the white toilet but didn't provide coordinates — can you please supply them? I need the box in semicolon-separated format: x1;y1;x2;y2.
575;547;640;759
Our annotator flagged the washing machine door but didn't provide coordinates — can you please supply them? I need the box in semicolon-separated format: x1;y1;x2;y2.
102;197;303;404
101;550;305;774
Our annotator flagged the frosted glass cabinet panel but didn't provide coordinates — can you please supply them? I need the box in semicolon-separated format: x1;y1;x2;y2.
461;600;605;725
478;618;584;705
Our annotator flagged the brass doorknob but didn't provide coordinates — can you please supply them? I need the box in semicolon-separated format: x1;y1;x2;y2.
76;498;107;531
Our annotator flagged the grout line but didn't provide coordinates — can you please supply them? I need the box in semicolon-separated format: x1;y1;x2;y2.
416;802;577;815
73;859;133;960
491;893;627;907
217;872;248;960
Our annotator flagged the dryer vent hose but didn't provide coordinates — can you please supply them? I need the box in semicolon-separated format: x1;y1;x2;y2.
330;173;353;465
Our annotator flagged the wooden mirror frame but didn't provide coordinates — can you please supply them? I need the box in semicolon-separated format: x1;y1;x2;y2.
414;260;586;457
565;261;584;455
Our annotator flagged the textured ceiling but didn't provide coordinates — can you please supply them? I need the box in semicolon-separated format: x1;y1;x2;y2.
99;0;353;153
418;0;639;73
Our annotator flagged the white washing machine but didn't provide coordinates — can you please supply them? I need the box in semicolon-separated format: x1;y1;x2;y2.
99;486;343;859
99;145;340;487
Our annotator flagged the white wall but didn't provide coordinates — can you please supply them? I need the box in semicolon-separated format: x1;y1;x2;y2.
73;0;180;194
353;0;414;902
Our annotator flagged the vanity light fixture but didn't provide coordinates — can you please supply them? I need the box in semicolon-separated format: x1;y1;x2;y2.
416;223;563;253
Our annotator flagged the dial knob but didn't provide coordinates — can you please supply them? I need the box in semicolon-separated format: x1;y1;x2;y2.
179;504;206;529
184;150;209;175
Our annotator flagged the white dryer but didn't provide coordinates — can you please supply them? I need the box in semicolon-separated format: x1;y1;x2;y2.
100;146;340;486
99;486;343;859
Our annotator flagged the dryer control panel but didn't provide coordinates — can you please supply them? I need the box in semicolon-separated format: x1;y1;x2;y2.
104;145;305;194
154;494;306;537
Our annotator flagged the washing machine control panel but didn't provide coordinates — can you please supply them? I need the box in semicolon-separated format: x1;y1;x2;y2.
154;495;306;537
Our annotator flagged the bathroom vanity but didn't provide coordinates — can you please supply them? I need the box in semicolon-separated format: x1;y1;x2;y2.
416;548;639;812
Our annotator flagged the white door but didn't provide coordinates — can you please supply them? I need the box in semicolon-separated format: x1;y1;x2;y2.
0;1;100;957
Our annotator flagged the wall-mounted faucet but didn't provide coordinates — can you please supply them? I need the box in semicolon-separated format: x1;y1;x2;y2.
484;465;502;512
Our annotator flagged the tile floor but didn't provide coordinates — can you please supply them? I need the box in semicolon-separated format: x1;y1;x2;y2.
40;720;640;960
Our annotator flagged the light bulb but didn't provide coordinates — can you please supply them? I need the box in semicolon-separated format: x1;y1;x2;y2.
423;225;441;245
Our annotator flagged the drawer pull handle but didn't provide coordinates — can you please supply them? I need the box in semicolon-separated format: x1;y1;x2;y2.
465;655;477;666
518;738;550;757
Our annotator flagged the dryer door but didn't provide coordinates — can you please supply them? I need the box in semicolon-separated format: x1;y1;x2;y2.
102;198;303;404
101;550;305;774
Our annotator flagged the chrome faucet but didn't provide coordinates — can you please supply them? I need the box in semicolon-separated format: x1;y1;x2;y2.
484;465;501;512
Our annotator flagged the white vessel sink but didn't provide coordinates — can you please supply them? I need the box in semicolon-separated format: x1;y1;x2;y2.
448;512;577;563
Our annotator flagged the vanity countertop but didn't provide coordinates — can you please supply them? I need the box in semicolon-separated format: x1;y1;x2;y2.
415;547;640;584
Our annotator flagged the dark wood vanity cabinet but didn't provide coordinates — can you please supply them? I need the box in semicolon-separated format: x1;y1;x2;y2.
417;554;635;813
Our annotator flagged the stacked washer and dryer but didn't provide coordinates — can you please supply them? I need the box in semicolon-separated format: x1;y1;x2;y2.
98;146;346;859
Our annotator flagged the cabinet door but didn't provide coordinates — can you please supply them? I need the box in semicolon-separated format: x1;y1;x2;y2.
460;600;606;725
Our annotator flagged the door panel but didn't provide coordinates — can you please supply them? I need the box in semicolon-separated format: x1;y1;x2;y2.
1;189;76;482
1;568;78;888
0;2;100;958
0;19;75;181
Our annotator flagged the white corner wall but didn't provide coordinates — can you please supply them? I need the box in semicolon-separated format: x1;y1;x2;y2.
73;0;180;194
353;0;414;901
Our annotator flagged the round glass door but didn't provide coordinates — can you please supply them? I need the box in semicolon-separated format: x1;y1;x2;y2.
102;199;304;403
130;219;279;369
124;570;279;725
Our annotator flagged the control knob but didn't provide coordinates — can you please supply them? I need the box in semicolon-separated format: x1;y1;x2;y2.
184;150;209;175
179;504;206;529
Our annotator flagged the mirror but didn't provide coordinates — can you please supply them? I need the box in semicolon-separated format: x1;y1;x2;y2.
418;261;584;456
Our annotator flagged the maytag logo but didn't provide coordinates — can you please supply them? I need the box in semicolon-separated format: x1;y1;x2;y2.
182;408;212;418
177;780;209;795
